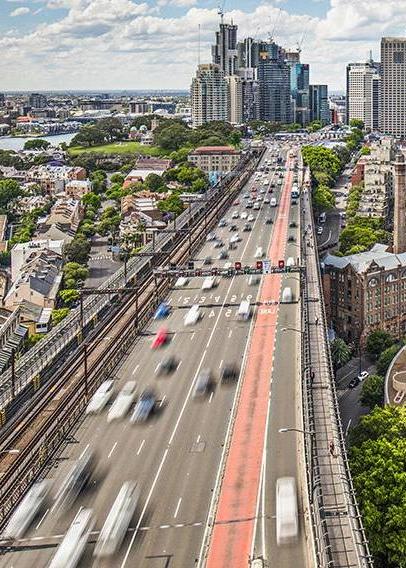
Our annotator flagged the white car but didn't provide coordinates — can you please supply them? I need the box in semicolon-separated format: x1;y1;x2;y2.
230;234;240;244
240;212;248;219
317;226;323;235
107;381;137;422
248;214;255;222
357;371;369;381
231;211;239;219
206;232;216;242
184;305;201;326
86;380;114;415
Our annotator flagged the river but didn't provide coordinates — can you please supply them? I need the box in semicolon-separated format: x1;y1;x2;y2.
0;133;77;152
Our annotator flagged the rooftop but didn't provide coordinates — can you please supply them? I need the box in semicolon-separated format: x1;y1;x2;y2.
323;244;406;274
191;146;240;155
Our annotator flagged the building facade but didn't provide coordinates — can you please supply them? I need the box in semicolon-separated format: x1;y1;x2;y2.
346;59;381;130
191;64;228;127
212;22;238;76
188;146;240;174
257;41;292;123
226;75;243;124
309;84;330;124
289;61;310;125
381;37;406;137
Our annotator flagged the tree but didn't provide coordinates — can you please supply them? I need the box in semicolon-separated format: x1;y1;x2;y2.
64;237;91;264
154;123;190;151
71;125;105;148
63;262;89;287
190;178;208;193
376;344;402;376
97;117;123;143
59;288;80;307
144;173;165;192
0;179;23;210
366;330;394;358
82;192;101;209
349;406;406;568
23;139;51;151
90;169;107;194
360;146;371;156
360;374;385;408
349;118;364;130
339;223;388;255
302;146;342;184
229;130;242;147
110;172;125;185
52;308;70;326
313;184;335;210
157;194;185;216
330;338;352;371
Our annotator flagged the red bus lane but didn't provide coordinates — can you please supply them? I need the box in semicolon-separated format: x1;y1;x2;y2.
205;160;293;567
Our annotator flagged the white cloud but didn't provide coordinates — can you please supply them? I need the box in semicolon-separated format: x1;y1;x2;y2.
10;6;30;16
1;0;406;90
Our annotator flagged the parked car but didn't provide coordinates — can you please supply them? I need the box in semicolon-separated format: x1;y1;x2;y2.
357;371;369;381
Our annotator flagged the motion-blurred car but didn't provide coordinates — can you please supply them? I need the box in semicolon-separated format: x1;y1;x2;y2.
151;328;168;349
213;240;224;249
206;232;216;241
154;302;170;320
193;369;213;398
221;364;239;383
86;380;114;415
130;389;156;423
107;381;137;422
156;356;178;376
218;250;228;259
243;223;252;232
53;448;96;514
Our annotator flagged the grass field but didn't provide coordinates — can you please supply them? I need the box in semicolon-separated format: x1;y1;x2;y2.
69;141;166;156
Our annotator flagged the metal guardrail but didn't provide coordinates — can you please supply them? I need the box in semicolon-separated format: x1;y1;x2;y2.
300;177;373;568
0;151;260;411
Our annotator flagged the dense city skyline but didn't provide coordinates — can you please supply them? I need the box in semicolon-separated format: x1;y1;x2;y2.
1;0;406;91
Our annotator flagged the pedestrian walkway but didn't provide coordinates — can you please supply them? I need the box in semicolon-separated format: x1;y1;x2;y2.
301;186;373;568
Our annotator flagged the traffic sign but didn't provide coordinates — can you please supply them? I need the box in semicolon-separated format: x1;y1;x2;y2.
278;260;285;269
235;261;242;271
256;260;263;271
263;259;271;274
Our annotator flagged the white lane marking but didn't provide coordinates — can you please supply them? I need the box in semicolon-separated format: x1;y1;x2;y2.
72;506;83;524
228;330;233;339
120;448;169;568
132;364;139;376
196;434;201;444
174;498;182;519
35;509;49;531
79;444;90;460
209;392;214;404
218;359;223;369
190;332;195;341
177;360;183;370
345;418;352;437
154;363;160;374
108;442;118;459
137;439;145;456
159;395;166;408
172;333;177;342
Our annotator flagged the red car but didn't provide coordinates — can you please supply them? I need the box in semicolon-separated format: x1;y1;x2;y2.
233;199;240;205
152;327;168;349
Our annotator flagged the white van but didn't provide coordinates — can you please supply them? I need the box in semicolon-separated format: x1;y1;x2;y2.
237;300;251;320
202;276;216;290
276;477;298;545
50;508;95;568
254;246;264;259
184;304;201;326
286;257;295;267
281;287;293;303
270;197;277;207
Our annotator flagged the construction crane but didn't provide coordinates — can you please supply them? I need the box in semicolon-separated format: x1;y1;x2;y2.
217;0;226;24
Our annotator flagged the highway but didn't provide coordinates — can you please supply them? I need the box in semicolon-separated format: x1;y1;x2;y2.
0;143;310;568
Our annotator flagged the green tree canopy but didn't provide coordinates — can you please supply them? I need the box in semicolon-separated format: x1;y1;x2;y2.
302;146;342;183
64;237;91;264
349;119;364;129
360;374;385;408
110;172;125;185
349;406;406;568
313;184;335;210
157;194;185;216
376;344;402;376
144;173;165;192
82;192;101;209
154;123;190;152
331;338;352;371
366;330;394;358
59;288;80;307
0;179;23;210
52;308;70;326
24;139;51;151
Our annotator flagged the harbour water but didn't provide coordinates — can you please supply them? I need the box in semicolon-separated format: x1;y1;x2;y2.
0;133;76;152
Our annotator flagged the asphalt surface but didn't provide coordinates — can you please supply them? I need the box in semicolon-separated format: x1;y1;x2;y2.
85;236;122;289
1;144;309;568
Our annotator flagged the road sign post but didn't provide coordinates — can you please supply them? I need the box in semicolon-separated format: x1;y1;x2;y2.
262;259;271;275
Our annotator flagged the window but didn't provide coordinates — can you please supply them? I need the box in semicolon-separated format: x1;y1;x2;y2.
394;52;404;64
368;277;378;287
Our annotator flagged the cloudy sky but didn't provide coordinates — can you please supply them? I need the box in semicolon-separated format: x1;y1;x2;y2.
1;0;406;91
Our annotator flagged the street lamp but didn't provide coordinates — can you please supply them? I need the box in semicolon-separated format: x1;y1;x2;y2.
279;427;314;436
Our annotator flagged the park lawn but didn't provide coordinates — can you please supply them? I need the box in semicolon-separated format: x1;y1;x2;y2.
68;141;166;156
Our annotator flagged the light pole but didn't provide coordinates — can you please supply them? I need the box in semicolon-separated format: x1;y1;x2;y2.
279;427;314;436
281;327;305;335
0;449;20;455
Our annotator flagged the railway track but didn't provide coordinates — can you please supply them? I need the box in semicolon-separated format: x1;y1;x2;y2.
0;152;262;529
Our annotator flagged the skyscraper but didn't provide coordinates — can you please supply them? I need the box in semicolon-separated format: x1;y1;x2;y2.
226;75;243;124
346;59;381;130
393;152;406;253
212;22;238;76
381;37;406;137
289;61;310;125
191;64;228;127
28;93;47;109
309;85;329;124
237;37;260;69
257;41;292;123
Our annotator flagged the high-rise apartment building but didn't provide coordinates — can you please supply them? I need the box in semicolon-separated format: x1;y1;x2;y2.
381;37;406;137
257;41;292;123
289;61;310;125
212;22;238;76
237;37;260;69
346;59;381;130
238;67;259;122
309;84;329;124
226;75;243;124
191;64;228;127
28;93;47;109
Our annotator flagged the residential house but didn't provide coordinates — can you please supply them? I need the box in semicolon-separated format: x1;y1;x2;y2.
65;179;92;199
11;239;65;282
123;157;172;188
37;198;83;239
188;146;240;174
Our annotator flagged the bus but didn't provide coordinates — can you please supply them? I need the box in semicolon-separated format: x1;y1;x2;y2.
276;477;298;545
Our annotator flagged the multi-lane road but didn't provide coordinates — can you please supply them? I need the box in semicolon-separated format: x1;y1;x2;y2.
1;143;311;568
